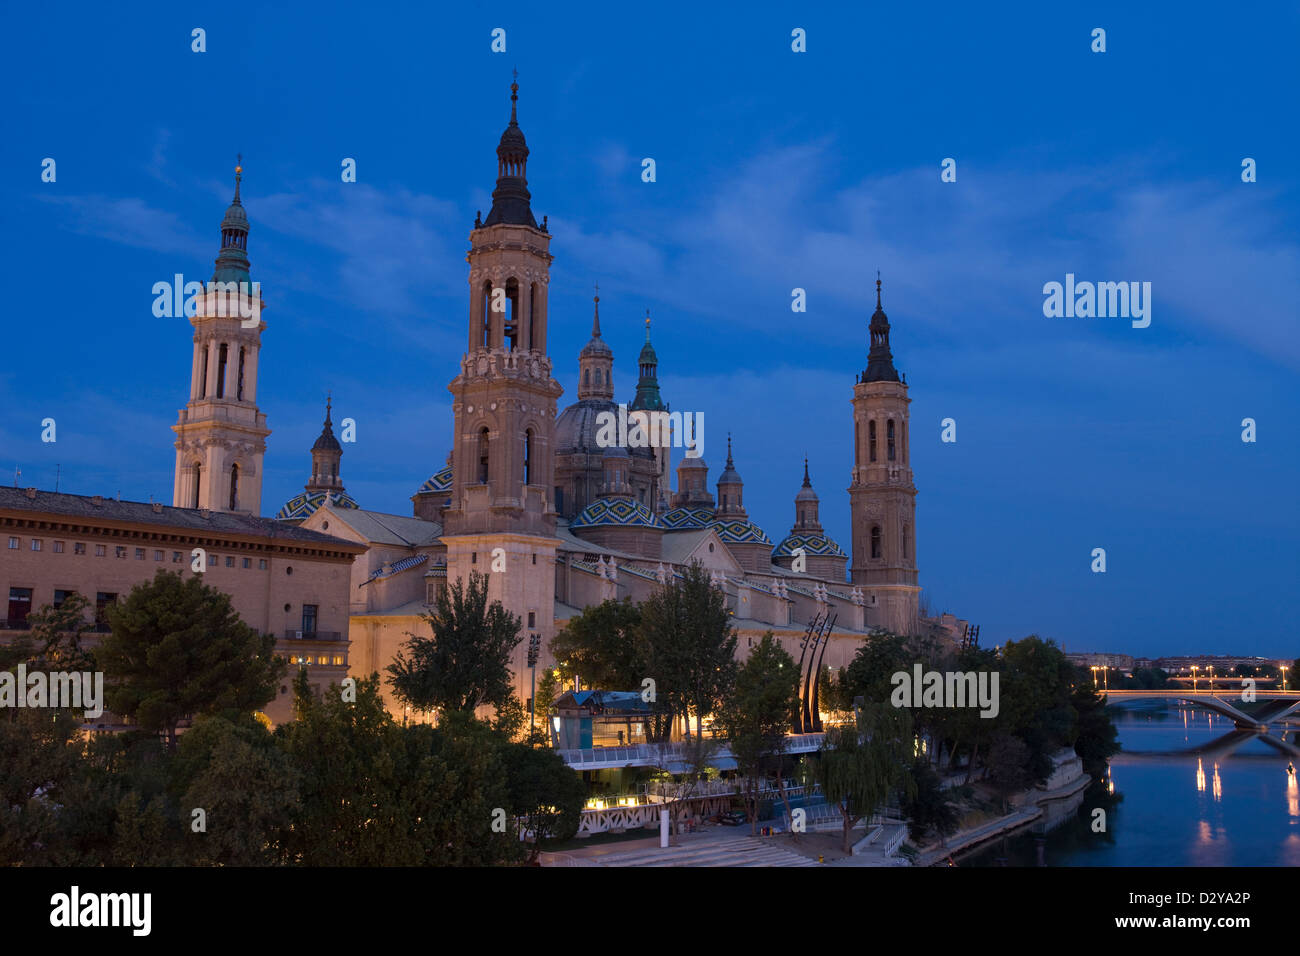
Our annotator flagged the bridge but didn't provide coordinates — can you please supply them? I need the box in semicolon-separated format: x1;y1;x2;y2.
1102;689;1300;729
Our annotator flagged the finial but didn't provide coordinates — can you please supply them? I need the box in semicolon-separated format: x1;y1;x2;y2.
727;432;733;463
592;289;602;338
325;392;333;424
803;456;811;486
876;271;882;309
510;70;519;124
644;307;652;343
233;153;243;204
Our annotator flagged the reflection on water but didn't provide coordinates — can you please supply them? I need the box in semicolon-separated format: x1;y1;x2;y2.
961;701;1300;866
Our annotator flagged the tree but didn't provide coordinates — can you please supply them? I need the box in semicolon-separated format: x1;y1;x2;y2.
550;598;644;690
387;571;522;718
1070;678;1120;778
14;592;96;672
97;570;284;752
717;632;799;834
986;733;1032;813
501;742;585;862
899;756;959;842
638;561;737;741
805;700;915;854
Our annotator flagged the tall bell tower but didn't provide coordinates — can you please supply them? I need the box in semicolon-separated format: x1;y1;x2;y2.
849;277;919;634
172;160;270;514
441;79;564;702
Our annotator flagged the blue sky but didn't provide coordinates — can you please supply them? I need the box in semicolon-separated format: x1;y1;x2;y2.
4;2;1297;657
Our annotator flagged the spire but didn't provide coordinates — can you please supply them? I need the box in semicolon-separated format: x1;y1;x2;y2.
578;286;613;400
212;157;251;284
631;308;665;412
483;74;538;229
592;287;602;339
802;455;811;488
862;272;901;384
312;393;341;452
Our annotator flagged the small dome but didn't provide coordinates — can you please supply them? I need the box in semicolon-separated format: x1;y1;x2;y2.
773;532;845;558
571;497;664;530
661;507;712;530
555;400;654;459
712;517;772;545
277;490;358;521
419;464;453;494
221;202;248;230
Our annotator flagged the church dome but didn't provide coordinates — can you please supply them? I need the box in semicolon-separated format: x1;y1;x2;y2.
555;400;654;459
772;532;845;558
419;464;453;495
571;497;664;530
660;507;712;529
712;516;772;545
276;490;358;521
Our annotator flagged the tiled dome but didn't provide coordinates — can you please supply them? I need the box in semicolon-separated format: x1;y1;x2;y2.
773;532;846;558
660;507;713;530
571;497;665;530
419;464;452;495
276;490;358;521
712;517;772;545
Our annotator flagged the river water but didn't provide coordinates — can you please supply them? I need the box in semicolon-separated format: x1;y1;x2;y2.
960;700;1300;866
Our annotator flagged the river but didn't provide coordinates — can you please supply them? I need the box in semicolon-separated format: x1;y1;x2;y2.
959;700;1300;866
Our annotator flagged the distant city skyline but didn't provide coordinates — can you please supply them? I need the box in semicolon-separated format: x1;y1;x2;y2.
4;3;1297;656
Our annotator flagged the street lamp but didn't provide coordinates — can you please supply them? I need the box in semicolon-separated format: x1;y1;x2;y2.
1191;665;1198;691
1208;666;1214;691
1282;665;1289;692
1091;665;1098;689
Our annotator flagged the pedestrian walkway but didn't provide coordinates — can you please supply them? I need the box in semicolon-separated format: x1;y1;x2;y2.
544;831;820;867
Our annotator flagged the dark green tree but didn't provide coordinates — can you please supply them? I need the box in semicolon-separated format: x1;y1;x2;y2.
97;570;284;751
501;741;586;862
717;632;799;833
550;598;644;690
387;571;522;717
899;756;960;842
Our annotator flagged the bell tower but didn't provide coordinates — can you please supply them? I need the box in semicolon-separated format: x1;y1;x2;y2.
172;159;270;514
441;79;564;705
849;277;919;634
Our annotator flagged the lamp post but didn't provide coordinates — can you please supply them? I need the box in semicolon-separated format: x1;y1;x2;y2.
1208;666;1214;692
1091;666;1098;689
1191;666;1198;691
527;632;541;740
1282;665;1289;692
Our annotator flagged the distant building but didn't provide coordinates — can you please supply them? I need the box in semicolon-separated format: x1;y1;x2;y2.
1064;652;1134;671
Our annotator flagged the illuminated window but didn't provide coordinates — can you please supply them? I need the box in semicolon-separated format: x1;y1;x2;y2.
6;538;17;550
332;655;344;666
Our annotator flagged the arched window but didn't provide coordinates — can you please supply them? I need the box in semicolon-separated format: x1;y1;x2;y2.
482;281;492;348
477;428;490;484
887;419;896;461
523;429;533;485
216;343;228;398
529;282;539;351
237;347;246;401
229;464;239;511
584;368;590;386
192;463;202;508
869;420;877;462
870;525;882;559
200;345;209;397
595;368;602;385
504;278;520;351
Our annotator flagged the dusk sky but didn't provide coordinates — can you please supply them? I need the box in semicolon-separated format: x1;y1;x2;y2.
4;2;1297;657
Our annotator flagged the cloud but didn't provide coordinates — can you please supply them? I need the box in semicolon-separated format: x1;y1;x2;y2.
36;194;208;259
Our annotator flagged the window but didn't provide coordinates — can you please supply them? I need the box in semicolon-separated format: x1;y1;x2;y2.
532;553;537;565
135;548;145;560
887;419;896;461
871;525;882;559
7;588;33;628
258;559;267;570
173;551;183;563
302;604;318;638
243;557;251;569
523;429;533;485
229;464;239;511
528;611;536;628
154;550;164;561
869;420;877;462
31;539;42;552
217;343;228;398
53;540;65;554
471;552;477;564
208;553;219;566
477;428;490;484
7;537;18;549
317;655;329;666
74;542;85;555
200;345;209;396
225;556;235;568
481;281;492;347
237;346;246;401
555;487;564;513
95;592;117;630
53;589;76;609
95;544;106;557
115;546;127;559
192;463;202;508
332;655;344;666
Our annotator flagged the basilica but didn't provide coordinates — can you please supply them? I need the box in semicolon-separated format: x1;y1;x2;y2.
169;81;966;716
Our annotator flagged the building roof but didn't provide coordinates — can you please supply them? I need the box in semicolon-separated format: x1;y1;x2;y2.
712;516;772;545
660;507;712;530
0;487;364;550
277;490;358;521
418;463;453;495
571;497;664;531
316;507;442;547
773;532;846;558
